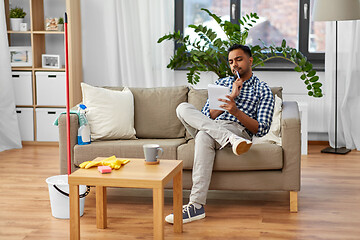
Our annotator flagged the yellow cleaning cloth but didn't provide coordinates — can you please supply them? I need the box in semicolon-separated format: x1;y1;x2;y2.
79;156;130;170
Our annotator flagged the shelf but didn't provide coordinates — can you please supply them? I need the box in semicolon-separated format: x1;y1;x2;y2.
7;31;31;34
11;67;33;71
35;105;66;108
11;67;65;71
8;30;64;34
33;31;64;34
16;105;35;108
33;68;65;71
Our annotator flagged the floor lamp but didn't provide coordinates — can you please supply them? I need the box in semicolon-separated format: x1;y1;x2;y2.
312;0;360;154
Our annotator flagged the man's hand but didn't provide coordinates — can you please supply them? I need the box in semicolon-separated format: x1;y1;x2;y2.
209;109;223;119
230;78;243;99
218;94;259;134
219;95;239;116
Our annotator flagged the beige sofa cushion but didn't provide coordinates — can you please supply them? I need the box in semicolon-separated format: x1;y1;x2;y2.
188;86;208;111
104;86;188;139
177;139;283;171
271;87;283;99
186;87;208;139
74;138;186;166
253;95;282;145
81;83;136;141
130;86;188;138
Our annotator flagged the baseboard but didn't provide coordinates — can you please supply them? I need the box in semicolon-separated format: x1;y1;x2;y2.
22;141;59;146
308;141;329;145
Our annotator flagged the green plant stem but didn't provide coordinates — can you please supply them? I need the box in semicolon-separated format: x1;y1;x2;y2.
252;55;300;69
204;60;222;76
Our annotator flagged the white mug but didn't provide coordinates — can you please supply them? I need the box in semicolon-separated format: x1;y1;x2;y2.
143;144;163;162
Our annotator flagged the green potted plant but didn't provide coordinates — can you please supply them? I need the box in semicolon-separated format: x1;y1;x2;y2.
9;6;26;31
58;17;64;31
158;8;323;98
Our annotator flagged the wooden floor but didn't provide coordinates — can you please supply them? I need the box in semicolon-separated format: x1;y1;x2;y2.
0;145;359;240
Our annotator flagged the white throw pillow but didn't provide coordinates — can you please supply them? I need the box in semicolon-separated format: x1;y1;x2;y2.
252;95;282;146
81;83;136;141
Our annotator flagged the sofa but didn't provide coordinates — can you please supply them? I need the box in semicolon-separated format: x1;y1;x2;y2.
58;85;301;212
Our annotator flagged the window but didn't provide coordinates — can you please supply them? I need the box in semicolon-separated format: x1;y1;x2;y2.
300;0;326;62
175;0;325;68
183;0;231;49
241;1;299;49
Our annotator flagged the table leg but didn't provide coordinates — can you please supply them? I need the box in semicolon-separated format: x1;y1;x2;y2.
153;188;164;240
173;170;183;233
69;184;80;240
96;186;107;229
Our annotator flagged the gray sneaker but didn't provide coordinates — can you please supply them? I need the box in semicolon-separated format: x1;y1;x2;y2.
229;134;252;155
165;202;205;224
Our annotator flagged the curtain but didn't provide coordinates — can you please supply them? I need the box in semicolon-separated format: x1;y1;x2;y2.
81;0;175;87
0;1;22;152
325;21;360;150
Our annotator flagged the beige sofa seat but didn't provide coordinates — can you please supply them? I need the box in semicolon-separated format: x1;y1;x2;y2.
74;138;186;167
178;139;283;171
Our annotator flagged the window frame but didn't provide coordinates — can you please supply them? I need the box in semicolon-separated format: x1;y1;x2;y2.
299;0;325;63
174;0;325;71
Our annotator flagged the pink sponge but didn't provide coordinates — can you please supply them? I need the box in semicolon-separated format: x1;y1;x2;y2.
98;166;112;174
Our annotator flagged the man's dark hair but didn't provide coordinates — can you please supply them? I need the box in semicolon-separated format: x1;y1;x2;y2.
227;44;252;57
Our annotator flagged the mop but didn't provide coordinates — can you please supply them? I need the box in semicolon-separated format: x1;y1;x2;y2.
64;12;71;175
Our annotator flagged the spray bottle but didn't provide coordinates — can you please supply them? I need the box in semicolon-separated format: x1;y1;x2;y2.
77;104;91;145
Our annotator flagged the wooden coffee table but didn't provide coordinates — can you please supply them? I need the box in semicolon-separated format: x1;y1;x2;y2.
68;158;183;240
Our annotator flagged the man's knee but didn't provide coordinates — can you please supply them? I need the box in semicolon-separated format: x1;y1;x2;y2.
176;102;191;118
195;131;215;147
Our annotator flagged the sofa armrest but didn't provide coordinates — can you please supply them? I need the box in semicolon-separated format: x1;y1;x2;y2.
281;101;301;190
58;113;79;174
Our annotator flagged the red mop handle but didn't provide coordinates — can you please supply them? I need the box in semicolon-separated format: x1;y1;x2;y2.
64;13;71;175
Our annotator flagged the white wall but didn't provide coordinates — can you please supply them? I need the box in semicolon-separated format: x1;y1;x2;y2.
174;70;328;141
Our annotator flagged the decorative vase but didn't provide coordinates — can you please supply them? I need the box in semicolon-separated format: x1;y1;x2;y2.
10;18;23;31
58;24;64;31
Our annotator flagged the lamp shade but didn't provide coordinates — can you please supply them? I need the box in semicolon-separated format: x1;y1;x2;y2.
313;0;360;21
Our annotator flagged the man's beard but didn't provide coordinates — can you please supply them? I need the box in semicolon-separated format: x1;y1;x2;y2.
234;67;250;78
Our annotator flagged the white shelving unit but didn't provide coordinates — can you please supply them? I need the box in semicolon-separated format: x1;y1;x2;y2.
5;0;83;143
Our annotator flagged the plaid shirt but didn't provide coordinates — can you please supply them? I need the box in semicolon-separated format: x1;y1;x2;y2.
201;74;274;137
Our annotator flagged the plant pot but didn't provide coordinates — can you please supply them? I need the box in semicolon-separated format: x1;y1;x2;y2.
58;24;64;31
10;18;23;31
